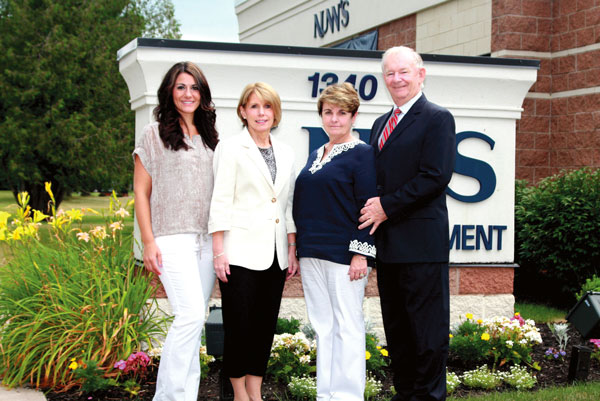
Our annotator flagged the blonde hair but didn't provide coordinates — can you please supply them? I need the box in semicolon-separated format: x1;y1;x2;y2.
317;83;360;116
237;82;282;128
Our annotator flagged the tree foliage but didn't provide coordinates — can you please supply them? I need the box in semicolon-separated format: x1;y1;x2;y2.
0;0;180;211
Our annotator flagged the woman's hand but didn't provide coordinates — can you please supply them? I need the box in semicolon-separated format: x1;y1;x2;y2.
213;252;231;283
143;240;162;275
287;247;300;280
348;254;368;281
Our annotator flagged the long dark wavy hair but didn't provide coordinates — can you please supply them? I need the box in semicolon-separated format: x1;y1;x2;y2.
154;62;218;151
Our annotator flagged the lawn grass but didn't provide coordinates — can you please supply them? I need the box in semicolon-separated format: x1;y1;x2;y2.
448;381;600;401
515;301;568;323
0;190;134;261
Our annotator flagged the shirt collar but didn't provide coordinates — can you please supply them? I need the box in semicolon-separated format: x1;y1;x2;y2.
394;91;422;115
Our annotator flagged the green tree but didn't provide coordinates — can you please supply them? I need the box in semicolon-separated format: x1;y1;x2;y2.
0;0;180;211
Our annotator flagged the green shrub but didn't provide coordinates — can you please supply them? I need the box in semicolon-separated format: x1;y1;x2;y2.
275;316;301;335
450;313;542;370
72;360;116;393
449;316;491;365
515;168;600;306
577;275;600;300
0;187;166;389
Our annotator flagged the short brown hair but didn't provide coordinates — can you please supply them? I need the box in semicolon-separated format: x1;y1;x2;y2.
237;82;282;128
317;83;360;116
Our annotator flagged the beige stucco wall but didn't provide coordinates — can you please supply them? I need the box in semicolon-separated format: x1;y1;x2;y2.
416;0;491;56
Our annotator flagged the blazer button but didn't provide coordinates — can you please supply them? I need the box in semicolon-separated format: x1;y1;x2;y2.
271;197;276;203
275;218;280;223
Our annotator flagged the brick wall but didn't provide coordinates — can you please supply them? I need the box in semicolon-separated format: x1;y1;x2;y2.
377;14;416;50
493;0;600;182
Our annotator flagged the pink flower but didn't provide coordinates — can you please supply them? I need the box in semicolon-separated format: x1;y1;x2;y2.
114;360;126;370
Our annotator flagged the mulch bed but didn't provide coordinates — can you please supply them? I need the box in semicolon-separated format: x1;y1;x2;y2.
44;324;600;400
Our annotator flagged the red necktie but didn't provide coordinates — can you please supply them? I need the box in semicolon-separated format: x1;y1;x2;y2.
379;108;402;150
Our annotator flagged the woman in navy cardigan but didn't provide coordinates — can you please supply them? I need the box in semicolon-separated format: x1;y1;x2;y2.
293;83;377;401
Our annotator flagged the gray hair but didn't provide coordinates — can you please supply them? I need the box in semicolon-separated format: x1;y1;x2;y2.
381;46;424;72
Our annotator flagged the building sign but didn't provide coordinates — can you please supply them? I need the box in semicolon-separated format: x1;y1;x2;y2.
118;39;538;264
313;0;350;38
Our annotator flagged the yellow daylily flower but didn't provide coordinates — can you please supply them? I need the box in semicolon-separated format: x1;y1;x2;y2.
32;210;49;223
466;313;473;320
380;348;389;357
44;182;55;201
365;351;371;360
449;333;454;338
65;209;83;221
481;333;490;341
0;211;10;226
477;319;483;324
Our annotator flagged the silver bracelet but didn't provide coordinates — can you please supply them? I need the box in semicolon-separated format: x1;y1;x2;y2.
288;242;297;247
213;252;225;259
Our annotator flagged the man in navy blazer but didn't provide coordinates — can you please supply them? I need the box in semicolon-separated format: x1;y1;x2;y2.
359;46;455;401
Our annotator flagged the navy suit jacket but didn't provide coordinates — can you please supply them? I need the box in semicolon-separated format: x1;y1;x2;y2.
370;94;456;263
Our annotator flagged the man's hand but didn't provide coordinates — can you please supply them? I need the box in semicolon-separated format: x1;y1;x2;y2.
359;197;388;235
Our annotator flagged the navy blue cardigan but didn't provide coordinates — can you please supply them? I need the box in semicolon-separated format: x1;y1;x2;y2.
293;140;377;265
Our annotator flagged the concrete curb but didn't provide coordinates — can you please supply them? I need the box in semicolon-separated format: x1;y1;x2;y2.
0;385;47;401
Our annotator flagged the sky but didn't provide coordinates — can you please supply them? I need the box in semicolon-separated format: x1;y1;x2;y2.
172;0;239;43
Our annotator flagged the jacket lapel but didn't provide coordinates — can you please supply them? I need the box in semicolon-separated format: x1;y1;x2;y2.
240;128;275;190
371;108;394;149
377;95;426;156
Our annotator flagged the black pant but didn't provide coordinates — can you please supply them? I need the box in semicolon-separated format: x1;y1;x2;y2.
219;256;286;378
377;261;449;401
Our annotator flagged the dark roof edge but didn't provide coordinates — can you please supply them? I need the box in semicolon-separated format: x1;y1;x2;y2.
132;38;540;68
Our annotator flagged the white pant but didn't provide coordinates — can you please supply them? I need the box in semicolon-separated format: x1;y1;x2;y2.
300;257;366;401
153;234;216;401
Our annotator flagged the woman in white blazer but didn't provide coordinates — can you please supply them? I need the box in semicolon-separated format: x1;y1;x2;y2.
208;82;299;401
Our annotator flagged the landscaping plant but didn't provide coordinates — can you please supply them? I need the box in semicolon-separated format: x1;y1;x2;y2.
515;168;600;306
365;332;389;377
267;332;316;383
0;185;166;389
450;313;542;370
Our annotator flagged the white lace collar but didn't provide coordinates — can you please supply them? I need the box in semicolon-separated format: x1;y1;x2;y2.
308;139;363;174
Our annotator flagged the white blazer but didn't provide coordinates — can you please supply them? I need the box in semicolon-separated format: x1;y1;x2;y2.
208;128;296;271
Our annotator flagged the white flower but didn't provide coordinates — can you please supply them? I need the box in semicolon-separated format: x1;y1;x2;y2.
505;340;514;348
76;232;90;242
109;221;123;231
115;208;130;218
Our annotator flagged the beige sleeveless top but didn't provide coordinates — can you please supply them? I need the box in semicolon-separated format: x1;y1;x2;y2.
133;122;214;238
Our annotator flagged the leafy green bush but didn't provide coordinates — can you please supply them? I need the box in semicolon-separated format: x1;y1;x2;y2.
72;360;116;393
515;168;600;306
0;186;166;389
449;315;491;365
577;275;600;300
275;316;301;335
450;313;542;370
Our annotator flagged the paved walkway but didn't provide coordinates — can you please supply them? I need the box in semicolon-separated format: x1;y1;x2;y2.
0;384;47;401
